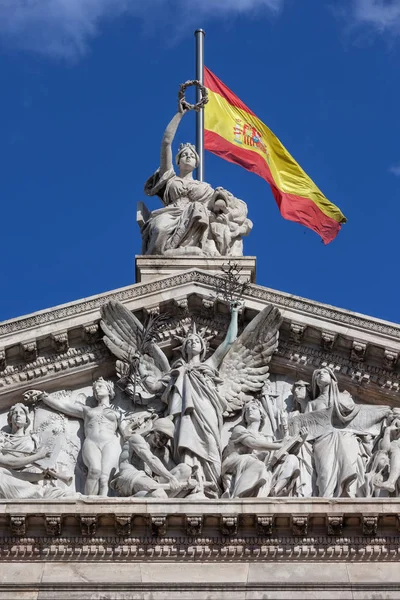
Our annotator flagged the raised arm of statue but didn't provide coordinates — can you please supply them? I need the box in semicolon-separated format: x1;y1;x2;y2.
207;302;241;370
24;389;85;420
159;101;188;177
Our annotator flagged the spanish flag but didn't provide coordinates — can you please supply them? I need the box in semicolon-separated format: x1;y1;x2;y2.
204;67;347;244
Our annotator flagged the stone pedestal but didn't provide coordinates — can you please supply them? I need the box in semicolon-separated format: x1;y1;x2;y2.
135;255;256;284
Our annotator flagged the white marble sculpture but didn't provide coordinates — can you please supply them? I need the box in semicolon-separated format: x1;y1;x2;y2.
24;378;124;496
0;403;68;499
139;100;252;257
372;411;400;494
288;381;314;497
100;299;282;497
111;417;193;498
221;398;304;498
15;299;400;500
288;367;391;497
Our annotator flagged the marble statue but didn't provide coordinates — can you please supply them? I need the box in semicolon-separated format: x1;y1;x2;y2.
111;417;193;498
373;412;400;494
287;381;314;497
24;378;124;497
221;398;304;498
100;299;282;497
288;367;391;497
13;298;400;501
0;403;67;499
139;99;252;257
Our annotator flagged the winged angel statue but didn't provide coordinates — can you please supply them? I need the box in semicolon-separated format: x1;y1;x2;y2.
100;299;282;497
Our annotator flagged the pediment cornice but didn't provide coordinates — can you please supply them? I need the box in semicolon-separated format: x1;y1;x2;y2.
0;268;399;405
1;269;400;340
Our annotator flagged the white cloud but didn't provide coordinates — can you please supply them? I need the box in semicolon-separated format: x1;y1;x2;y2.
389;163;400;176
0;0;282;60
351;0;400;35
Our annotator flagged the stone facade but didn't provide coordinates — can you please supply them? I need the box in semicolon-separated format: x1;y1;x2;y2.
1;256;400;598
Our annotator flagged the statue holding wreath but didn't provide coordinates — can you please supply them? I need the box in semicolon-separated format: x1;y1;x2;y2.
139;80;253;257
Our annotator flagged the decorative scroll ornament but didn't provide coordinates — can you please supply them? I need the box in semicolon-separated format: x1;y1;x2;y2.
178;79;208;112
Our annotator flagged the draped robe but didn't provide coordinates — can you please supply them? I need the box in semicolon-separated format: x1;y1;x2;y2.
163;360;226;491
143;169;215;256
0;432;64;499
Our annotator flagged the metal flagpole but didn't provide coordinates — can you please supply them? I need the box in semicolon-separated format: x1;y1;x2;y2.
195;29;205;182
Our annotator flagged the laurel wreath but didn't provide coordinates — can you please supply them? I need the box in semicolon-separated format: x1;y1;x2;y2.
178;80;208;112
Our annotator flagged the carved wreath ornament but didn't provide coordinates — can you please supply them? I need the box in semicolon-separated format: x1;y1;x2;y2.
178;80;208;112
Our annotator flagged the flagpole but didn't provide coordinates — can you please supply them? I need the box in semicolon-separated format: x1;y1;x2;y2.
195;28;205;182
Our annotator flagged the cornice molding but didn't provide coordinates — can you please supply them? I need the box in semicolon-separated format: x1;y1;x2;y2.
0;499;399;563
1;303;400;401
0;535;399;562
1;270;400;342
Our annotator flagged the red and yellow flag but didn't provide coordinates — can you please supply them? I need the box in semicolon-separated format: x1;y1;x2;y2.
204;67;347;244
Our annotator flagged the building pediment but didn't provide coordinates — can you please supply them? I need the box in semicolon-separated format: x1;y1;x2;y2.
0;264;399;407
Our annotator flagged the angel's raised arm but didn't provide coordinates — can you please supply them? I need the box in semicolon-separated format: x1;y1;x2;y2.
217;305;283;416
207;303;240;370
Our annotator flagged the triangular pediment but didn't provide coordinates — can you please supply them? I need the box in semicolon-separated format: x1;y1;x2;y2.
0;266;399;408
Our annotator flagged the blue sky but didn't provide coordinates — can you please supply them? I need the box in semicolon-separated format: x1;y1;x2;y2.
0;0;400;323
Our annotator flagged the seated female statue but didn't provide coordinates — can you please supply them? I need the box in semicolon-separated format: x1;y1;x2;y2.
0;403;64;499
141;100;252;257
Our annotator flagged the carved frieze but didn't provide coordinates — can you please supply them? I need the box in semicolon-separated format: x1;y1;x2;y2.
45;515;62;536
115;515;132;536
275;338;400;399
51;332;69;354
291;515;308;536
80;516;98;536
289;322;306;344
2;271;400;344
186;515;203;536
321;331;336;351
9;515;26;536
220;516;238;536
384;350;399;370
255;515;273;536
0;298;397;505
21;341;37;363
0;343;110;394
83;323;100;344
0;506;396;563
362;515;378;536
351;341;367;362
327;515;344;536
151;516;167;537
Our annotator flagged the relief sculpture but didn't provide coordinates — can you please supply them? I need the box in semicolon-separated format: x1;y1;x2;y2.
24;378;126;497
2;297;395;500
0;403;70;499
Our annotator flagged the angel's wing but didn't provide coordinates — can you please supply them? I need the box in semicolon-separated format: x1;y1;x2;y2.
100;300;170;376
218;305;282;415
